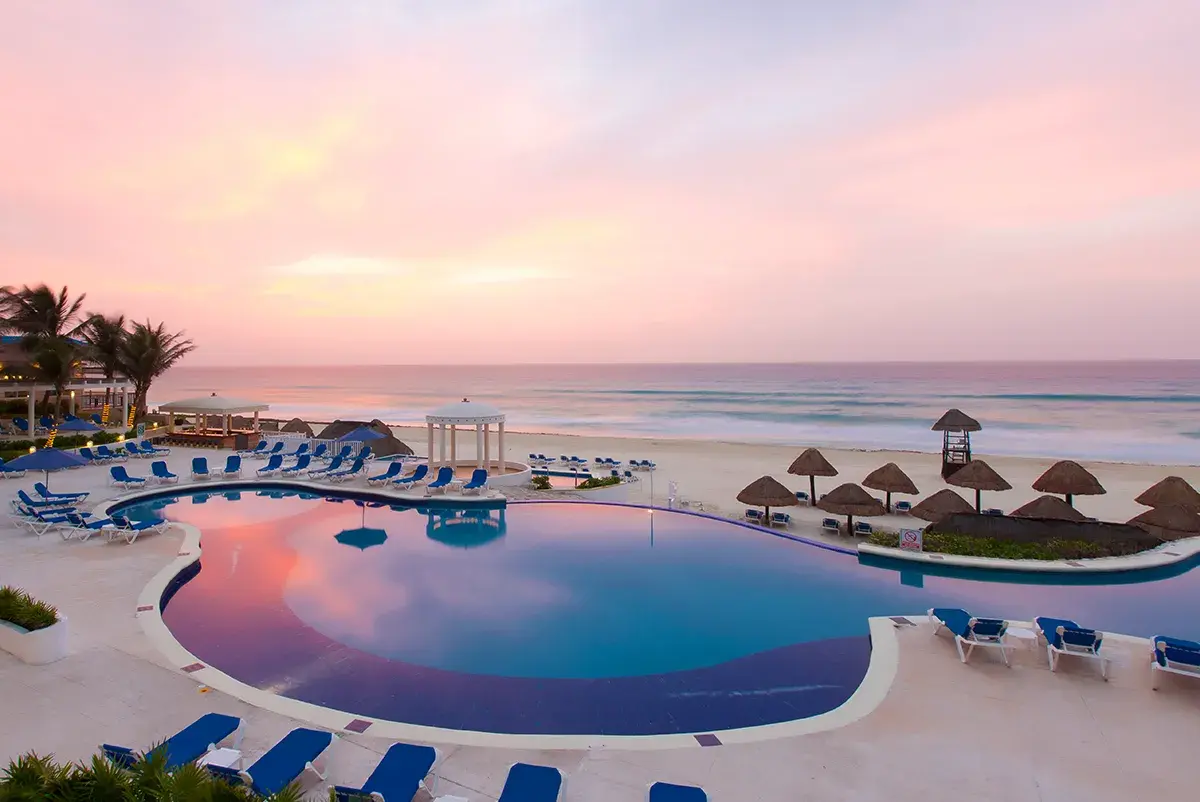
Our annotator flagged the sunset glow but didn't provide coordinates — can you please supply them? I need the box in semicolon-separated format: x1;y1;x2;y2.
3;2;1198;364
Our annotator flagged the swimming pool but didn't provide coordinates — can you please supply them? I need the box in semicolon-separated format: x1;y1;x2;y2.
121;489;1200;736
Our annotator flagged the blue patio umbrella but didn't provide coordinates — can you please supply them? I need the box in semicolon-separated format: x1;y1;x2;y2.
424;509;506;549
337;426;386;442
4;447;87;488
56;418;101;433
335;527;388;550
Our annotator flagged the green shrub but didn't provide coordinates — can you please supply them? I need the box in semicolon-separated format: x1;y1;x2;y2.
576;475;622;490
0;749;305;800
0;586;60;631
867;530;1120;560
531;475;552;490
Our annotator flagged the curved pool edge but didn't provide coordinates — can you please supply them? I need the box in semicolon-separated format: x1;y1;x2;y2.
858;538;1200;575
124;485;901;750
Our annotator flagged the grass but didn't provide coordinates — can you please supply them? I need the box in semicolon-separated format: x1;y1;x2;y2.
531;475;552;490
0;586;60;631
866;530;1124;560
576;475;623;490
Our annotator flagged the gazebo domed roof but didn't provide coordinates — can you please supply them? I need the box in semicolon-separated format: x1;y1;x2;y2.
426;399;505;424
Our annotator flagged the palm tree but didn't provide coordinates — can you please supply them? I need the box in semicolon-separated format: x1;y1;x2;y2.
117;320;196;423
83;313;127;411
27;339;81;416
0;284;87;411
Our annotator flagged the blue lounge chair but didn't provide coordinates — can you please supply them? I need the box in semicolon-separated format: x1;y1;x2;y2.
821;517;840;533
0;457;27;478
930;607;1012;665
258;442;285;460
18;507;80;537
256;454;284;477
13;417;31;434
90;414;105;427
624;470;637;482
281;455;312;476
34;482;87;502
332;742;439;802
307;455;344;478
103;713;243;771
108;513;168;544
358;446;374;461
367;461;405;486
207;728;335;796
327;444;353;463
191;457;210;480
461;468;489;495
18;489;71;509
109;465;147;489
984;508;1004;516
327;457;366;483
284;442;310;459
795;490;810;503
309;442;328;460
895;500;912;514
391;463;429;490
140;439;170;455
770;511;791;528
40;415;55;430
79;447;107;463
744;508;765;523
854;521;873;536
124;441;149;459
498;762;563;802
96;445;127;462
424;466;454;495
151;460;179;484
64;512;114;541
238;440;268;457
221;454;242;478
1151;635;1200;689
1034;616;1109;679
649;781;708;802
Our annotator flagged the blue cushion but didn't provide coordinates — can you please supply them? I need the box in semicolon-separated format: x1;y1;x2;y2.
931;608;972;639
160;713;241;769
359;742;437;799
101;744;137;768
499;763;562;802
650;781;708;802
1154;636;1200;667
245;728;332;795
1035;617;1079;649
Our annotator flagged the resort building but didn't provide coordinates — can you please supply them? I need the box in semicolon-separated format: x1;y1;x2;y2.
0;335;135;427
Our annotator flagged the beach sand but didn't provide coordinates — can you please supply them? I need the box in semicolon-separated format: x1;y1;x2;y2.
373;424;1200;530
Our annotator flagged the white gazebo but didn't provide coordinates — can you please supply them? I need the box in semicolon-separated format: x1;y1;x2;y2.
426;399;507;474
159;393;271;435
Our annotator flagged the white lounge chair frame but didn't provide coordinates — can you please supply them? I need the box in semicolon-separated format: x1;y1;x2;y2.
929;610;1012;666
1151;642;1200;689
1039;625;1110;680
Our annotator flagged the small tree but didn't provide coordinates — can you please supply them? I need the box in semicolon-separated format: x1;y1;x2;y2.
117;320;196;423
83;312;128;410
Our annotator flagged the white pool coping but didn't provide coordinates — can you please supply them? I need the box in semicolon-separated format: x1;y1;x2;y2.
125;485;901;750
857;536;1200;573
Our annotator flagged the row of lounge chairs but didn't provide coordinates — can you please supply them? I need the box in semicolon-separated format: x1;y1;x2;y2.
9;489;167;543
529;453;659;471
929;607;1200;687
237;441;372;464
101;713;707;800
740;509;878;536
2;413;116;435
79;441;171;463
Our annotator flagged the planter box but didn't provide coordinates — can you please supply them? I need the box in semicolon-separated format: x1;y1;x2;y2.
0;615;68;664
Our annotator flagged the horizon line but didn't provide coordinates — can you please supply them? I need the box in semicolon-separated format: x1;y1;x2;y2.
170;357;1200;369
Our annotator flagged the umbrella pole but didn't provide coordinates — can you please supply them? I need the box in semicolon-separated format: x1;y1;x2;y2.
886;491;892;514
810;476;816;506
847;514;854;535
975;489;981;513
765;505;770;523
1066;493;1074;507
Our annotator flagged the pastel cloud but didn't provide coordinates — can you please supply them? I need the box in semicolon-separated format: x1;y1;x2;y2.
1;1;1198;364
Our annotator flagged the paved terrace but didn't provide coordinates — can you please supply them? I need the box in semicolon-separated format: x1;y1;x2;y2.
2;448;1198;801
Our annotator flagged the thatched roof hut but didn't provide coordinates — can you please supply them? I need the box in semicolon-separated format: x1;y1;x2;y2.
1011;495;1088;522
787;448;838;506
946;459;1012;512
817;483;887;535
1135;476;1200;511
1032;460;1105;506
910;489;976;523
280;417;315;437
862;462;918;513
931;409;982;432
737;476;799;520
1128;505;1200;540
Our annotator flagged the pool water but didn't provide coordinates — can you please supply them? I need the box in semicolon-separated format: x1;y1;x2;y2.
124;490;1200;735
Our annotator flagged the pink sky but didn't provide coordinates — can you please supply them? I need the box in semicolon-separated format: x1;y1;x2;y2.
2;2;1199;365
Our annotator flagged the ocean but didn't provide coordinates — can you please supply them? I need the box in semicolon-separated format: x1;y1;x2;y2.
149;362;1200;465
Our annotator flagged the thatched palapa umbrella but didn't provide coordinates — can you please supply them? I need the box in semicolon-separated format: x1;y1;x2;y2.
862;462;918;513
1128;505;1200;540
817;483;887;535
945;459;1012;512
1031;460;1105;507
1011;495;1088;522
737;476;799;522
788;448;838;506
909;489;976;523
1135;476;1200;511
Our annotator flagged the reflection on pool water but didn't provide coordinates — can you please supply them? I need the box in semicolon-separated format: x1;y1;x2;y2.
122;490;1200;735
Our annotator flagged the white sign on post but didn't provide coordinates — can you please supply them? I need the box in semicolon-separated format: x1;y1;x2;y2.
899;528;923;552
667;481;678;510
136;423;146;439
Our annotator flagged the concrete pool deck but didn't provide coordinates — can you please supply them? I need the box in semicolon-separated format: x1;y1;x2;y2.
3;448;1200;800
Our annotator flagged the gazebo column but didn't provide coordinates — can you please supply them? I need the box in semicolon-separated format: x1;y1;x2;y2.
497;421;505;475
252;410;259;432
439;424;448;464
427;422;435;467
27;392;36;431
222;415;229;436
450;424;457;467
483;423;491;472
476;424;484;468
168;413;175;434
69;390;76;416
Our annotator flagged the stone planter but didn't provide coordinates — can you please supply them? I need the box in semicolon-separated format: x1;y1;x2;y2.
0;615;69;664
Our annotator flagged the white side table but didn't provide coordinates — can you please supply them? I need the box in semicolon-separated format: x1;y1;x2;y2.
1006;627;1037;648
199;747;243;770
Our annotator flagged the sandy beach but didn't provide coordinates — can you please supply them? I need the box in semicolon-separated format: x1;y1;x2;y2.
372;424;1200;528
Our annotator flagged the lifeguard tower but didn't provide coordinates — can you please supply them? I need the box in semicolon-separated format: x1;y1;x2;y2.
931;408;981;480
